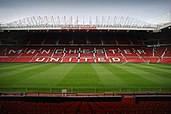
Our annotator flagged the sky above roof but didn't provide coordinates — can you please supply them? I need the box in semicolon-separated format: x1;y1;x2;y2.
0;0;171;23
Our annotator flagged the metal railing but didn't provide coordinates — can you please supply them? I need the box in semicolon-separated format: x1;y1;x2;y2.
0;87;171;93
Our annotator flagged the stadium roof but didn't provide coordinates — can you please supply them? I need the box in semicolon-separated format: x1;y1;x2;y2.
1;0;171;21
0;0;171;31
0;15;171;31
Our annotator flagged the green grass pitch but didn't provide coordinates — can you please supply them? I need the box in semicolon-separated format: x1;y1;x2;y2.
0;63;171;93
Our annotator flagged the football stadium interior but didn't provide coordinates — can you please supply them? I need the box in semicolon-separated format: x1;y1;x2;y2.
0;16;171;113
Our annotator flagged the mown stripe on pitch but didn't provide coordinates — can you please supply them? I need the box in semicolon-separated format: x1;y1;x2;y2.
128;63;171;73
0;63;54;81
107;64;159;87
57;63;102;87
16;63;66;87
0;63;44;79
128;63;171;79
109;64;161;87
46;63;77;87
113;64;171;87
0;64;64;88
0;63;41;74
0;63;68;88
18;63;62;81
92;63;125;87
56;63;83;87
144;63;171;70
0;63;37;69
0;63;19;67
